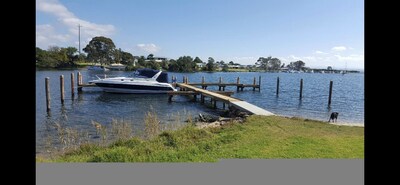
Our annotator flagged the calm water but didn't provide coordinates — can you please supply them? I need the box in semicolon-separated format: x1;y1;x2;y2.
36;69;364;152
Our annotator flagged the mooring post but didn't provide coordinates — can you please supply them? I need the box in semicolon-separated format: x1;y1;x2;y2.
236;77;240;92
45;77;50;111
71;73;74;97
186;76;189;84
213;99;217;109
276;77;280;95
202;76;205;84
201;94;204;104
258;76;261;91
60;75;65;104
223;102;225;109
328;81;333;107
253;77;256;91
77;72;82;92
300;79;303;99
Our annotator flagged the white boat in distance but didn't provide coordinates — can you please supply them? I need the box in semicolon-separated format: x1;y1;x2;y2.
87;64;109;71
89;69;177;93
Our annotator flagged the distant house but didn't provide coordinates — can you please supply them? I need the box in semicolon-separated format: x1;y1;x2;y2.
280;67;289;73
196;62;206;68
228;64;241;69
145;56;169;63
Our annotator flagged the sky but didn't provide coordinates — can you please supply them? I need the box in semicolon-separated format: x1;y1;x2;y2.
36;0;364;70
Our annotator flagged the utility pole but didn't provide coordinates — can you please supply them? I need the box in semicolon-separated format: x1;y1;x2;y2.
78;24;81;54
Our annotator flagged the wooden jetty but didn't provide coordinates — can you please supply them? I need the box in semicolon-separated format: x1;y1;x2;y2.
174;83;274;116
45;72;336;113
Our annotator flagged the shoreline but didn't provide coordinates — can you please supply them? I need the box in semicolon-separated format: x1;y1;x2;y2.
277;114;364;127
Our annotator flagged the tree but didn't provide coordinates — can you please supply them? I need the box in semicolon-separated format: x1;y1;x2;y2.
138;56;146;67
120;51;134;65
206;57;216;71
229;61;234;65
268;58;281;71
83;36;116;65
176;56;195;72
222;64;229;72
193;56;203;63
256;56;281;71
257;56;271;70
168;59;179;71
147;54;154;60
293;60;305;71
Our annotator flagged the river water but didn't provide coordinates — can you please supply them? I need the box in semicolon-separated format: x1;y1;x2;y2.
36;69;364;153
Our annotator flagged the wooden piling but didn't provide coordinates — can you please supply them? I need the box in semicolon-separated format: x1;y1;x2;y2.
276;77;280;95
213;99;217;109
202;76;205;84
201;94;204;104
236;77;240;91
299;79;303;99
45;77;50;111
258;76;261;91
253;77;256;91
77;72;82;92
328;81;333;106
71;73;74;97
60;75;65;104
219;77;222;84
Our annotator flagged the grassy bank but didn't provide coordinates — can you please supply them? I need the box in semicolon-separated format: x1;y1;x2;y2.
37;116;364;162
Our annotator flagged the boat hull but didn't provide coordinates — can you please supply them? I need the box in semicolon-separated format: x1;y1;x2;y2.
94;82;176;94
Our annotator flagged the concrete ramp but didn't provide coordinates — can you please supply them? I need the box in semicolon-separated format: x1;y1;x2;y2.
231;101;274;116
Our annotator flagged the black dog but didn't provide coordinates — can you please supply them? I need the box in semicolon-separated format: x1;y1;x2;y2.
328;112;339;122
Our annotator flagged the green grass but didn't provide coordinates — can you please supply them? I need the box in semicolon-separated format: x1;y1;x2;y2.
37;116;364;162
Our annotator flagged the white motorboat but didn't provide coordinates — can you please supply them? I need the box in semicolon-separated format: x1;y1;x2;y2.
88;65;109;71
89;69;177;93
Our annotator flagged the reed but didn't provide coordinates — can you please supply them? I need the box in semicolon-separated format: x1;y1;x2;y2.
144;107;160;139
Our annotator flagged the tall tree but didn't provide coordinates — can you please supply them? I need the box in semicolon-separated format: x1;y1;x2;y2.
293;60;305;71
120;51;134;65
257;56;271;70
268;58;281;71
176;56;195;72
83;36;116;65
206;57;216;71
147;54;154;60
193;56;203;63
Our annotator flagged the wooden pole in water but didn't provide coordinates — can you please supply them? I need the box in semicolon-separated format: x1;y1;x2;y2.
236;77;240;92
276;77;280;95
77;72;81;86
60;75;65;104
258;76;261;91
77;72;82;92
328;81;333;106
202;76;205;84
45;77;50;111
299;79;303;99
253;77;256;91
71;73;75;97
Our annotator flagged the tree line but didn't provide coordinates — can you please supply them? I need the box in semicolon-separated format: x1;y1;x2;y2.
36;36;307;72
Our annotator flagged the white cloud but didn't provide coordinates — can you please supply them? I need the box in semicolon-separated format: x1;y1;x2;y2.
36;0;115;49
331;46;347;52
334;54;364;62
315;50;328;54
136;44;160;53
36;24;71;48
